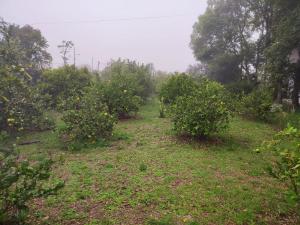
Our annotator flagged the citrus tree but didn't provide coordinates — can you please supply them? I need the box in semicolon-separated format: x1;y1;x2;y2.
0;66;54;134
171;79;231;137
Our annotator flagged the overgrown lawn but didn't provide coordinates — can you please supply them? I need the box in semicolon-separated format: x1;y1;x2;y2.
17;100;299;225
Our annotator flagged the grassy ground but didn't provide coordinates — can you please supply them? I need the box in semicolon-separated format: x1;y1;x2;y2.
18;99;298;225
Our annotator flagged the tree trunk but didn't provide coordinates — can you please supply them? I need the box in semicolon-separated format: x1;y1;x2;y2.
275;81;283;104
292;66;300;109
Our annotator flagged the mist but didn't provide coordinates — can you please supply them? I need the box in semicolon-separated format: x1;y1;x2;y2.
0;0;207;72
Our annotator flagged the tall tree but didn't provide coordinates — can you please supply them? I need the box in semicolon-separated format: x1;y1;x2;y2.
265;0;300;106
191;0;255;84
248;0;274;74
0;19;52;81
9;24;52;70
191;0;300;108
0;19;24;66
186;63;207;79
101;59;155;101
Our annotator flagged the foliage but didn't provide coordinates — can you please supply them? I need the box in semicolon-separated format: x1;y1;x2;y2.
139;163;147;172
0;19;23;67
159;97;166;118
0;132;9;143
277;112;300;130
0;66;54;133
101;59;155;102
186;63;207;79
225;80;257;97
240;87;274;122
159;73;198;105
38;66;91;109
152;71;172;94
264;0;300;107
190;0;255;84
171;79;231;137
206;54;243;84
0;147;64;224
0;19;52;81
191;0;300;107
224;80;258;114
261;125;300;204
59;86;116;150
101;73;142;119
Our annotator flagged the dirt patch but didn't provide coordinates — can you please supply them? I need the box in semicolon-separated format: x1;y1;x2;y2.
119;115;144;122
256;211;299;225
112;204;159;225
29;198;63;224
171;134;225;147
170;178;190;189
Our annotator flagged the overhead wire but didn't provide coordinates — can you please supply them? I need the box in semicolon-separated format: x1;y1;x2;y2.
29;14;194;25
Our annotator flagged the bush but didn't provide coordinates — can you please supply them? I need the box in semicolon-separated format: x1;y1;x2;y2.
59;86;116;150
102;74;142;119
153;72;171;95
240;87;274;122
0;132;9;143
225;80;256;97
159;97;167;118
159;73;198;105
101;59;154;102
0;147;64;224
171;80;231;137
38;66;91;109
277;112;300;129
0;66;54;133
261;125;300;204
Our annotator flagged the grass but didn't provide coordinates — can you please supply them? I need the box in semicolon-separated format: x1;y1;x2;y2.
16;99;299;224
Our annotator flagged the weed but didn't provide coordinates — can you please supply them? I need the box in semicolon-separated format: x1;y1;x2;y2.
139;163;147;172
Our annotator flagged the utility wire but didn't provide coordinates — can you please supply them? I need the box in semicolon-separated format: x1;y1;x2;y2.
29;14;193;25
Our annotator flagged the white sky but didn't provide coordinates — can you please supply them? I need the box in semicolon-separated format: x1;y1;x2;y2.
0;0;207;72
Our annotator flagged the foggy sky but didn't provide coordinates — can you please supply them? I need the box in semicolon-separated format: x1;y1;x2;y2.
0;0;207;72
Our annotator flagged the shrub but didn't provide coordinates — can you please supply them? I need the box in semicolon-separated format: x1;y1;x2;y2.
159;97;167;118
159;73;198;105
261;125;300;204
171;80;231;137
153;72;171;95
0;132;9;143
240;87;274;122
225;80;256;97
60;86;116;150
277;112;300;129
38;66;91;109
102;74;142;119
0;66;54;133
0;147;64;224
101;59;155;102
